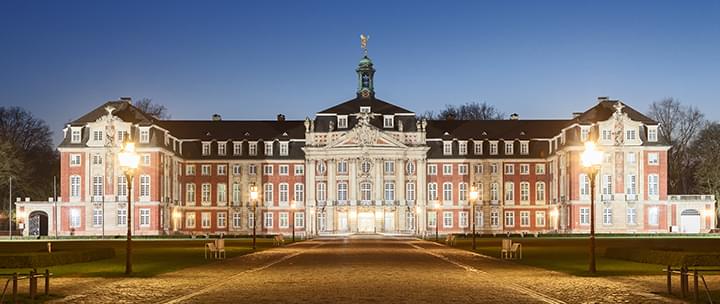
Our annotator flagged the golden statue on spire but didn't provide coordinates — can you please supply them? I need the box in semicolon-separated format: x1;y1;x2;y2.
360;33;369;55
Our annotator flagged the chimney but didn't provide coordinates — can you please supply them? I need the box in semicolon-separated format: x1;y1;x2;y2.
120;96;132;102
277;114;286;122
572;112;583;118
510;113;519;120
212;114;222;121
597;96;609;102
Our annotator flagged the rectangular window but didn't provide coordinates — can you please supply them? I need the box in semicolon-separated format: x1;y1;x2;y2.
383;115;394;128
117;209;127;226
384;182;395;201
232;183;241;205
520;182;530;202
627;152;636;164
186;164;196;176
249;142;257;156
139;175;150;198
443;164;452;175
278;183;289;203
294;183;304;202
337;115;348;129
140;129;150;143
458;141;467;155
458;182;467;201
201;165;211;176
648;152;659;165
459;211;468;227
233;164;241;175
71;129;81;143
279;165;289;175
428;212;437;228
264;183;274;203
93;209;103;226
648;207;659;226
535;182;545;202
279;212;289;228
248;212;255;229
201;212;211;228
536;164;546;175
185;212;196;228
337;182;348;201
217;165;227;176
186;183;196;204
474;141;483;155
406;182;415;201
504;182;515;203
626;174;637;195
626;129;637;141
233;142;242;155
217;212;227;228
316;182;327;201
263;165;273;175
117;176;127;198
504;211;515;227
505;142;514;155
294;165;304;175
427;183;438;201
92;176;104;197
217;183;227;204
443;141;452;155
233;212;242;228
490;183;499;201
491;210;499;227
337;160;348;174
295;212;305;228
648;174;659;196
92;154;103;165
70;154;81;166
490;142;498;155
249;164;257;175
504;164;514;175
201;183;211;204
603;208;612;225
265;142;273;156
520;141;529;155
602;129;612;141
602;174;612;195
580;207;590;225
218;143;226;156
580;128;590;142
264;212;273;228
140;208;150;227
428;164;437;175
202;142;211;156
443;211;453;228
520;164;530;175
491;163;498;174
520;211;530;227
476;210;483;227
648;128;658;142
70;208;81;228
474;164;483;174
458;164;468;175
279;142;289;156
384;161;395;175
443;183;452;201
580;174;590;198
535;211;546;227
627;207;637;225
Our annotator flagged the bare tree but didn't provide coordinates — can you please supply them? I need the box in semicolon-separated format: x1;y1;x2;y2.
647;98;705;194
421;102;505;120
134;98;170;119
692;123;720;227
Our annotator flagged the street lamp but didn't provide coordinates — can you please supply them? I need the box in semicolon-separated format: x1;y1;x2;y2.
581;141;603;274
249;183;258;250
435;206;440;242
118;141;139;275
291;203;296;242
470;185;479;250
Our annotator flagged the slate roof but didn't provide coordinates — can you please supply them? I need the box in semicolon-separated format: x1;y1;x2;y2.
317;95;414;115
159;120;306;141
574;100;657;125
70;101;157;125
426;119;571;140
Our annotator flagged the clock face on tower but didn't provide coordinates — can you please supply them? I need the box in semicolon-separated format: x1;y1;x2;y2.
361;90;370;98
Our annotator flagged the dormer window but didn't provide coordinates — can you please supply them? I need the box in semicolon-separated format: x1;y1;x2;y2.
139;128;150;143
601;129;612;141
218;142;226;156
474;141;483;155
383;115;394;128
202;142;211;156
265;142;273;156
443;141;452;155
490;141;498;155
626;129;637;141
360;106;371;113
648;127;658;142
279;142;289;156
71;128;81;143
505;141;514;155
337;115;348;129
580;127;590;142
93;130;104;142
249;142;257;156
520;141;529;155
233;142;242;155
458;141;467;155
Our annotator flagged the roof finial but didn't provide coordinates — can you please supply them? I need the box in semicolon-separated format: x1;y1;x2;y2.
360;33;369;56
613;101;625;114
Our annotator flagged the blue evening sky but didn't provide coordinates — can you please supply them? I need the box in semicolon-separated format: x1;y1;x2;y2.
1;1;719;144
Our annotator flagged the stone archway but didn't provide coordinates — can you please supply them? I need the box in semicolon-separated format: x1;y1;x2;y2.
28;211;49;236
680;209;701;233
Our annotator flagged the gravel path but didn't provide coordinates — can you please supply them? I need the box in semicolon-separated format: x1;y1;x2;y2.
48;237;685;303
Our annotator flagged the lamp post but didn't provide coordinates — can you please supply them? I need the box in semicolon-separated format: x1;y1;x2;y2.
470;185;479;250
435;208;439;241
291;203;296;242
249;183;258;250
581;141;602;274
118;142;139;275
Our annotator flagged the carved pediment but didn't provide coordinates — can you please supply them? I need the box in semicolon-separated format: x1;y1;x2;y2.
325;121;408;149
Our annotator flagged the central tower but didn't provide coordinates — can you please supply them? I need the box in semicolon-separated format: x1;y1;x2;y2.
357;34;375;98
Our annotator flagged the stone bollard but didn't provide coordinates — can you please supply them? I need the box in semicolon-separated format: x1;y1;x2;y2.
12;272;18;303
666;265;672;295
29;269;37;300
45;269;51;295
47;242;52;253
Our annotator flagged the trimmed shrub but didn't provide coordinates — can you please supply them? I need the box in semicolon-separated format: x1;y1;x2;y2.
0;248;115;268
605;248;720;266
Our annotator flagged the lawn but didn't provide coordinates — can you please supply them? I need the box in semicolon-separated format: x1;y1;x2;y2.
0;238;283;277
443;235;720;276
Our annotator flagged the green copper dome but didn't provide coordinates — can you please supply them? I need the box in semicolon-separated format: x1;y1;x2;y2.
358;55;373;67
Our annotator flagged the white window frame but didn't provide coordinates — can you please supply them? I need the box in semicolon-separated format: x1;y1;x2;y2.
70;208;81;228
490;141;498;155
202;142;211;156
504;141;514;155
264;212;274;228
294;165;305;175
70;154;81;166
443;211;453;228
427;164;437;175
458;141;467;155
474;141;483;155
458;164;468;175
443;141;452;155
279;142;289;156
520;211;530;227
383;115;394;128
504;211;515;227
443;164;452;175
201;212;211;229
264;142;273;156
580;207;590;225
185;212;196;228
139;208;150;227
535;211;546;227
279;165;289;176
337;115;348;129
603;207;612;225
648;152;659;165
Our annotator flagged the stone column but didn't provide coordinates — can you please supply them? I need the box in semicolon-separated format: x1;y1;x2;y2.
306;159;316;234
397;159;405;232
417;158;427;234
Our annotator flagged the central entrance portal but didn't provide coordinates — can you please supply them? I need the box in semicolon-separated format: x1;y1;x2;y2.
358;212;375;233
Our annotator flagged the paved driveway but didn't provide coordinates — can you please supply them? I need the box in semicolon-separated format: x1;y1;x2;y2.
51;236;681;303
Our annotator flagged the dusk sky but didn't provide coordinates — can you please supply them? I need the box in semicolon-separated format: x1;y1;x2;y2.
1;1;719;144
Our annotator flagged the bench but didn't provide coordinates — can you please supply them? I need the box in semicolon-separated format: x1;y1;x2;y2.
445;234;456;246
204;239;226;259
501;239;522;260
273;234;285;246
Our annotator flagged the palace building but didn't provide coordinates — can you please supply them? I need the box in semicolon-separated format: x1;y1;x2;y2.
16;53;716;237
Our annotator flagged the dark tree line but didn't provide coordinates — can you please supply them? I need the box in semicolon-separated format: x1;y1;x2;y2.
420;101;505;120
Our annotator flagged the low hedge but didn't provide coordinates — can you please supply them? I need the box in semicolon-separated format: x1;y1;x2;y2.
605;247;720;266
0;248;115;268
